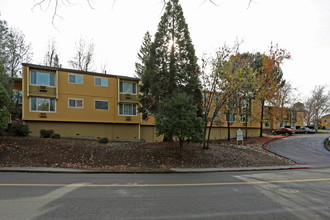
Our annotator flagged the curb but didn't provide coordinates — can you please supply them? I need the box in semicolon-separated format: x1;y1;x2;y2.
0;165;315;174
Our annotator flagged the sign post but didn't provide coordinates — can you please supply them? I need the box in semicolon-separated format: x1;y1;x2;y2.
237;129;243;146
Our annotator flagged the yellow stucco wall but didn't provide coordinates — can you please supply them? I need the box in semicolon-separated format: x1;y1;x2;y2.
22;65;140;124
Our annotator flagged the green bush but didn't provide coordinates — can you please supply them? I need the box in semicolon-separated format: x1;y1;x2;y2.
40;129;54;138
12;124;30;137
52;133;61;139
98;137;109;143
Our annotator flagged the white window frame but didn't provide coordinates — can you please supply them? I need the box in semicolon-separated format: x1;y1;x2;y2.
240;114;250;123
226;113;236;122
119;103;137;116
94;77;108;87
30;97;56;112
120;81;137;94
68;98;83;109
30;71;55;87
68;74;83;84
94;100;109;110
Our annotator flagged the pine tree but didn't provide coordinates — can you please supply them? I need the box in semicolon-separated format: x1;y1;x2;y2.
139;0;202;120
135;31;152;78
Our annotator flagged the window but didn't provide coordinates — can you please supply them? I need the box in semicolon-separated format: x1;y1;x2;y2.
30;97;55;112
95;77;108;87
95;100;108;110
119;103;137;116
31;71;55;86
226;113;235;122
69;99;83;108
242;99;249;109
240;114;250;123
264;120;270;127
120;81;137;94
69;74;83;84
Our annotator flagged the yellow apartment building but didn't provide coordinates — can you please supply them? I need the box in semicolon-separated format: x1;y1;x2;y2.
204;97;262;140
263;106;304;130
18;63;304;142
319;114;330;130
21;63;162;142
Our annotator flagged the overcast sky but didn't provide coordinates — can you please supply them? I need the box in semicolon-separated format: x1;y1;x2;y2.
0;0;329;99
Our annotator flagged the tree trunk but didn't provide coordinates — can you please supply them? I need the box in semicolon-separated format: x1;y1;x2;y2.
202;113;208;149
163;135;173;142
179;139;184;156
244;108;248;140
206;120;214;149
227;110;230;141
259;99;264;137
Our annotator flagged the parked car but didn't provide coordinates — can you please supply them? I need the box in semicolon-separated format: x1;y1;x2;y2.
305;126;318;133
294;127;316;134
272;128;295;135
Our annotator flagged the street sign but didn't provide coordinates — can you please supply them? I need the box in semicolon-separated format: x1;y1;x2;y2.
237;129;243;141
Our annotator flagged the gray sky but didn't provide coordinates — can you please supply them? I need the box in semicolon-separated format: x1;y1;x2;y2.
1;0;329;99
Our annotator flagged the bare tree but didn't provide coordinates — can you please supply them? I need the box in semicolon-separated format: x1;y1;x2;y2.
6;28;33;78
269;82;294;127
44;38;61;67
68;38;94;71
99;59;109;74
32;0;253;25
304;85;330;126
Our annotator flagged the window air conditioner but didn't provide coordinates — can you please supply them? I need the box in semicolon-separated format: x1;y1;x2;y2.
39;86;47;92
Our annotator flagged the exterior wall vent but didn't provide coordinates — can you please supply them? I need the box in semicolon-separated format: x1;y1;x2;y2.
39;86;47;92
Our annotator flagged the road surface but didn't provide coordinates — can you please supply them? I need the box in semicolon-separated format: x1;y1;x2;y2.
267;133;330;165
1;169;330;220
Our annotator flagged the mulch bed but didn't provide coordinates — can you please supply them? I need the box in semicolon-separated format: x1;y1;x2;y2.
0;136;293;172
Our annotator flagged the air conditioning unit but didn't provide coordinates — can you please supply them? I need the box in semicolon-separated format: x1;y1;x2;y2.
125;94;131;99
40;113;47;118
39;86;47;92
125;116;131;121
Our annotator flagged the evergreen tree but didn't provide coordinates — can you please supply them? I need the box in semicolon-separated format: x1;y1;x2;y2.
0;18;9;90
135;31;152;78
139;0;202;121
0;83;10;133
155;93;203;154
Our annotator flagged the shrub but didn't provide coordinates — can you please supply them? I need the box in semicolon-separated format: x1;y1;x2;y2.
12;124;30;137
52;133;61;139
40;129;54;138
98;137;109;143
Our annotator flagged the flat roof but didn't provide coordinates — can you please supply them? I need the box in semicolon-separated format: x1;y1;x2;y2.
22;63;140;81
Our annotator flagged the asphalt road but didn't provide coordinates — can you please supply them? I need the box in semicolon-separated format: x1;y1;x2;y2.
1;169;330;220
267;133;330;165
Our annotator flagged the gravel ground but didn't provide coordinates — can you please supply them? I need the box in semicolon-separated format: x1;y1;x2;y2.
0;136;293;172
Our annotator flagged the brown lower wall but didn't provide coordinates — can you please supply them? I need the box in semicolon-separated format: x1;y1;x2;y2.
24;121;260;142
25;121;140;141
207;127;260;140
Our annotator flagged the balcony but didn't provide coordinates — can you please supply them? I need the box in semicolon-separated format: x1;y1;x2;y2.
29;85;56;98
119;93;138;103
